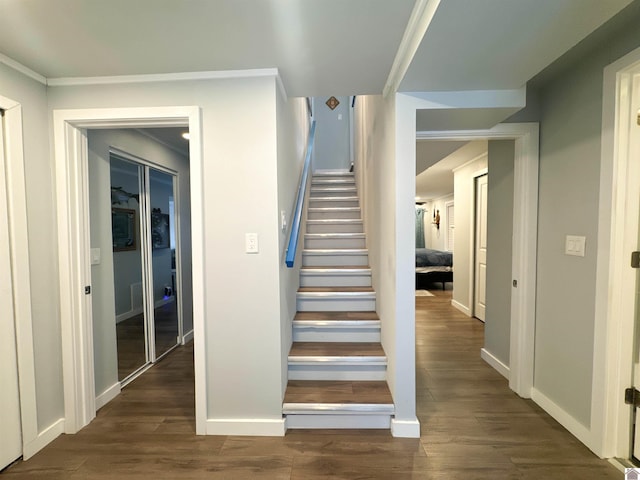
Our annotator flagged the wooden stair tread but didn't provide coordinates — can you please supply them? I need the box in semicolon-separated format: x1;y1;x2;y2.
300;266;371;270
294;311;379;321
284;380;392;404
289;342;385;357
298;286;374;293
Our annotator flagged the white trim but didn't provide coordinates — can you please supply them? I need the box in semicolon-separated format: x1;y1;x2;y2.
0;98;39;457
115;307;144;324
0;53;47;85
22;418;65;460
481;348;510;380
451;299;472;317
47;68;280;87
593;45;640;459
383;0;441;97
417;123;539;399
95;382;121;410
391;418;421;438
53;106;206;435
182;329;194;345
531;388;594;453
206;418;286;436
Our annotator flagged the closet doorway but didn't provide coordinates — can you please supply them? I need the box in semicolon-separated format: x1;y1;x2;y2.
109;154;181;384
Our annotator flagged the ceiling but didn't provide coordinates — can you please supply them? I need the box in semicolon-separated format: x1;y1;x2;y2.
416;140;487;201
0;0;633;97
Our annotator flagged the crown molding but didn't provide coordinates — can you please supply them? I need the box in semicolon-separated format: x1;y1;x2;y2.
0;53;47;85
46;68;281;87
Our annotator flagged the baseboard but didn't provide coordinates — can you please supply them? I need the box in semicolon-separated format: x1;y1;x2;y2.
286;414;391;429
481;348;510;380
182;329;194;345
116;307;143;324
531;388;596;454
206;418;286;436
391;418;421;438
451;299;471;317
23;418;65;460
95;382;121;410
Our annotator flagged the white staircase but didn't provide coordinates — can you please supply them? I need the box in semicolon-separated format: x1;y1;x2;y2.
283;171;394;430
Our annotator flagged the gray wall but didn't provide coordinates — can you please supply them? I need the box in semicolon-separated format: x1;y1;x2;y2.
312;96;351;171
0;64;63;432
485;140;514;367
532;6;640;427
87;129;191;400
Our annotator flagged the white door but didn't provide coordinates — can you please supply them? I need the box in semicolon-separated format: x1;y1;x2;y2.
0;112;23;469
474;175;488;322
446;202;454;252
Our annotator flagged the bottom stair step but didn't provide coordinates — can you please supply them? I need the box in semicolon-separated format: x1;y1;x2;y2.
283;380;394;429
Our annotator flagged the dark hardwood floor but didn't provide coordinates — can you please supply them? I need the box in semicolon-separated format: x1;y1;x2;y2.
2;289;621;479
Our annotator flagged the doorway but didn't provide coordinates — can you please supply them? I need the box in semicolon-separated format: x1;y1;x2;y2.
474;174;488;322
53;107;205;435
0;109;22;470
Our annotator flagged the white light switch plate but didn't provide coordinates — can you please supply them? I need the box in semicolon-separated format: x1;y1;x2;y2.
565;235;586;257
90;248;101;265
245;233;259;253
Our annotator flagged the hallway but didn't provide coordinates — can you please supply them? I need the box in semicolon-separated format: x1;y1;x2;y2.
1;291;620;479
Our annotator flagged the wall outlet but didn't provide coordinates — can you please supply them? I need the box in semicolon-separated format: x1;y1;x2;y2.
245;233;259;253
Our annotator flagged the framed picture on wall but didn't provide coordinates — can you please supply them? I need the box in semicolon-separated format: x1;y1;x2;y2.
151;212;170;249
112;208;136;251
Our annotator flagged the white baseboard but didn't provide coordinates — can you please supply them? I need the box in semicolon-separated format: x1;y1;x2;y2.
391;418;421;438
116;307;143;324
481;348;510;380
286;414;391;429
23;418;65;460
451;299;471;317
531;388;596;454
182;329;194;345
206;418;286;436
95;382;121;410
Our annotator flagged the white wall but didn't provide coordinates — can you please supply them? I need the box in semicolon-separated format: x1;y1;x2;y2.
0;64;63;434
312;96;351;171
423;194;454;251
451;144;488;316
47;75;289;431
484;140;515;367
276;91;310;395
354;93;419;436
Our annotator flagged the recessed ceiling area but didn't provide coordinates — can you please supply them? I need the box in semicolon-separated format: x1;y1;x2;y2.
136;128;190;157
416;107;521;133
416;140;487;201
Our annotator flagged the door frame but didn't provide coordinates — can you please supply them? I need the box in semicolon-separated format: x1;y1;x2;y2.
417;122;539;397
0;95;38;457
52;106;206;435
473;173;489;322
594;46;640;458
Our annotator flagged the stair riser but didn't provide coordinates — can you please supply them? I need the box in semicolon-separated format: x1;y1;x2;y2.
300;273;371;288
293;327;380;342
312;179;356;186
310;188;357;198
302;254;368;267
309;198;359;208
296;297;376;312
288;365;386;381
286;414;391;430
307;222;363;234
304;236;366;249
308;210;361;220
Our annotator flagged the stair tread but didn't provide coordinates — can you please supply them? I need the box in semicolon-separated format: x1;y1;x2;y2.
306;218;363;222
290;342;385;357
298;286;374;293
294;311;379;321
283;380;392;404
301;266;371;270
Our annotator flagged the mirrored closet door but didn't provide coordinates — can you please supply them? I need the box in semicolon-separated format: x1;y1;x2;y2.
110;153;180;385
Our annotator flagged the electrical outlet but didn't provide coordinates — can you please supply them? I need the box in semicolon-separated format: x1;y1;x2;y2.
245;233;259;253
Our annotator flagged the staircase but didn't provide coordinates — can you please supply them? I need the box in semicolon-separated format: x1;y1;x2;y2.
283;171;394;430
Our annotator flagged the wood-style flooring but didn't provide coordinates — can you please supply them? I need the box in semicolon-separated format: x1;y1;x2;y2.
2;289;621;479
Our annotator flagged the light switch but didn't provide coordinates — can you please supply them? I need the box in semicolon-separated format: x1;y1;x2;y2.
281;210;287;232
565;235;586;257
245;233;259;254
90;248;101;265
